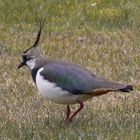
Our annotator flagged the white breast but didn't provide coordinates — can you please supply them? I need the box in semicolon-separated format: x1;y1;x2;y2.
36;68;91;104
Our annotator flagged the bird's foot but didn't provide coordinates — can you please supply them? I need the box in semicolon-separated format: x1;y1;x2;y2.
65;118;73;123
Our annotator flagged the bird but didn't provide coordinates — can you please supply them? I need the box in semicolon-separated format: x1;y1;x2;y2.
18;19;133;123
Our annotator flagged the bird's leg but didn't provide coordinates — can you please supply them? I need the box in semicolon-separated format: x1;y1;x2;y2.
65;105;71;122
66;101;84;123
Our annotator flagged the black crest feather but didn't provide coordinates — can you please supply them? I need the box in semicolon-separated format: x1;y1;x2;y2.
33;17;46;47
23;17;46;54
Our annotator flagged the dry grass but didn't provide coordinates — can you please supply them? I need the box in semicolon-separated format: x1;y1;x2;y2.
0;0;140;139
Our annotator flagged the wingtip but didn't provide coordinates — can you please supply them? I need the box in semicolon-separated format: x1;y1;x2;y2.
127;84;133;90
119;84;133;92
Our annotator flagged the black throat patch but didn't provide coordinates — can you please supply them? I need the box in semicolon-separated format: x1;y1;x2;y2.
31;68;39;83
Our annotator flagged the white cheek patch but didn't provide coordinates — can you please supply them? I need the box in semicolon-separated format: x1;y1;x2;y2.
26;59;36;70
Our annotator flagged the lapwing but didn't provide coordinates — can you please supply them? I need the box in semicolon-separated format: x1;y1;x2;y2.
18;19;133;123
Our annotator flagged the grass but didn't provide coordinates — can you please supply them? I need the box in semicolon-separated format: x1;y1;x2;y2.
0;0;140;139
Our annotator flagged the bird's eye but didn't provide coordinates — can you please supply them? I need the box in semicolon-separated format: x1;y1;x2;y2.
26;57;32;61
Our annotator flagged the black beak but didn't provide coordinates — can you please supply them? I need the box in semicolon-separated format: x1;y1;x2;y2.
18;61;25;69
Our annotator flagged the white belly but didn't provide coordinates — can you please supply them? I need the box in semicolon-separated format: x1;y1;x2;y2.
36;68;91;104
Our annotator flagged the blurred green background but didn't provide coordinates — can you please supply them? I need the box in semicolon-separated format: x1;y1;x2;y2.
0;0;140;139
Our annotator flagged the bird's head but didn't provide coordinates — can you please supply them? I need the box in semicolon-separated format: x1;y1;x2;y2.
18;18;45;70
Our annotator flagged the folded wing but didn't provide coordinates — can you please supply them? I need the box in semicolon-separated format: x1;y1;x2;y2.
40;60;133;95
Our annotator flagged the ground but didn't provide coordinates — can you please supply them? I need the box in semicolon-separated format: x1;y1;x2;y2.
0;0;140;139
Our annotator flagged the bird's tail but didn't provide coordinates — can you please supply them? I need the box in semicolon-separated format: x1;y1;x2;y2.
118;84;133;92
91;75;133;96
93;76;133;92
91;83;133;97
